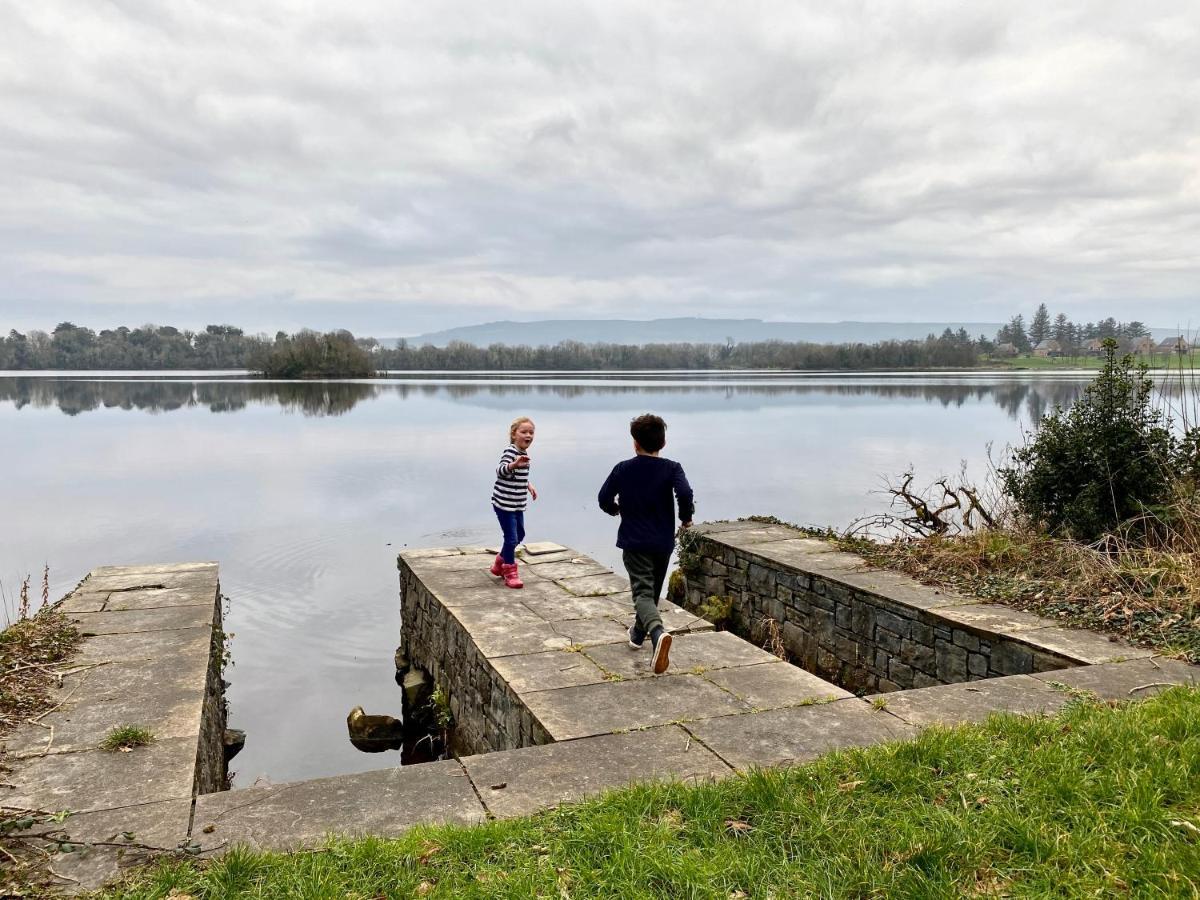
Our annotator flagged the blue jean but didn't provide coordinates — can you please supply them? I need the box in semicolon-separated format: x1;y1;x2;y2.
494;506;526;564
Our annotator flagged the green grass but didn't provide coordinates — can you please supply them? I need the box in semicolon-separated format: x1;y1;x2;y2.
104;689;1200;898
99;724;156;751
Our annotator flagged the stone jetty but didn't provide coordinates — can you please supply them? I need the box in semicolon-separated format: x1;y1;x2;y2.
6;540;1198;892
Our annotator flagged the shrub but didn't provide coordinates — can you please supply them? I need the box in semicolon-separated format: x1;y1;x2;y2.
1000;341;1178;541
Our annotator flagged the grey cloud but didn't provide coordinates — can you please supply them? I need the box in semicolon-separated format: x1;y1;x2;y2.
1;1;1198;333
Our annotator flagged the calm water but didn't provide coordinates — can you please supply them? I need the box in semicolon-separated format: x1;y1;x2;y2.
0;371;1094;785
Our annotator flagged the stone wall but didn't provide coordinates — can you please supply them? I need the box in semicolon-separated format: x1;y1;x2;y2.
194;589;229;794
398;559;551;756
682;522;1082;693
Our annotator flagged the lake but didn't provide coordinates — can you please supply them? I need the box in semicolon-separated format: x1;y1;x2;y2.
0;371;1097;785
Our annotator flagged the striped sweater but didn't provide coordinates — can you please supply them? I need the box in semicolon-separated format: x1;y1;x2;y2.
491;445;531;511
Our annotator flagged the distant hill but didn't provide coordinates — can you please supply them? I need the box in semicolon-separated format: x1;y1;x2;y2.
390;318;1007;348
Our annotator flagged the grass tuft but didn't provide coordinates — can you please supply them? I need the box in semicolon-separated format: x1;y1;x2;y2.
100;724;155;751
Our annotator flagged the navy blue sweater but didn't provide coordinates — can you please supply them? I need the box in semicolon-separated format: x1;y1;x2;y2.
597;455;695;554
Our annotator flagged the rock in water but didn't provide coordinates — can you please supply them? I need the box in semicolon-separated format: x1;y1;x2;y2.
347;705;404;752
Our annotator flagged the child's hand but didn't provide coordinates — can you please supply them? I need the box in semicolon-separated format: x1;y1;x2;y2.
529;484;538;501
512;455;531;469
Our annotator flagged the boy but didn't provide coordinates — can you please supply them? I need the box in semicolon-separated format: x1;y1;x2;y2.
597;413;694;674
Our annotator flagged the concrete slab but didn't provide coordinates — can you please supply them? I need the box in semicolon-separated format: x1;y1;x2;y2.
104;587;215;611
1017;626;1155;665
1032;657;1200;700
68;604;215;635
406;552;499;573
876;675;1071;728
609;600;714;635
191;760;485;854
4;656;209;755
758;546;867;574
461;726;732;819
4;736;199;814
556;573;630;597
936;603;1056;635
419;567;546;595
449;603;546;633
83;571;217;593
525;559;612;580
693;520;762;535
16;799;192;893
684;699;917;770
704;663;853;710
522;674;750;740
490;650;610;693
400;547;469;560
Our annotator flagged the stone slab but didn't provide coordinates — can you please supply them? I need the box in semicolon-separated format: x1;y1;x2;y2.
520;593;630;623
461;726;732;819
704;662;853;710
104;587;215;611
1032;657;1200;701
684;698;917;770
472;624;574;658
710;525;809;548
609;600;714;635
449;602;546;632
4;737;200;814
583;631;782;681
72;627;213;667
59;594;108;614
399;547;468;560
833;569;976;610
522;542;568;556
191;760;485;854
936;603;1056;635
83;571;217;592
556;573;630;597
1016;626;1155;665
489;650;610;693
525;559;612;580
16;799;193;893
876;675;1071;728
693;520;762;535
550;617;629;649
92;562;218;577
520;549;584;566
521;674;750;740
4;655;210;755
68;604;215;635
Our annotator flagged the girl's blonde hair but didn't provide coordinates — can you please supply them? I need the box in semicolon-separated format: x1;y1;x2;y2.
509;416;535;442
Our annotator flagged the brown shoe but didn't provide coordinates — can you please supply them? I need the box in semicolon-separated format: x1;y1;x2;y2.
651;631;672;674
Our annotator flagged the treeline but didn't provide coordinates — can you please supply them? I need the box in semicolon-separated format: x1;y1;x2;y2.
377;328;982;369
994;305;1152;354
1;322;987;371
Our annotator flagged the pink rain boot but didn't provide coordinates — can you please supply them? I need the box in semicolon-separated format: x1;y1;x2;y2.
489;553;504;577
501;562;524;589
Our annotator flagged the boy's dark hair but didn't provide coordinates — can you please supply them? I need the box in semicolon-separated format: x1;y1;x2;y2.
630;413;667;453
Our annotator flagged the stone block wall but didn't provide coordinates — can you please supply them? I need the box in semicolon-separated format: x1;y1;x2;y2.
398;562;551;756
683;524;1078;694
194;588;229;794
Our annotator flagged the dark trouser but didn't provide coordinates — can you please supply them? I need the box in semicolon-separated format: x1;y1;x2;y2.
493;506;525;564
622;549;670;638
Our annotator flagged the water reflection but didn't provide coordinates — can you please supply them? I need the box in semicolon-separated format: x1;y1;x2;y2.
0;374;1097;422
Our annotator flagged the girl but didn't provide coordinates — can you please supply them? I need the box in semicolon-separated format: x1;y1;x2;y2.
489;417;538;588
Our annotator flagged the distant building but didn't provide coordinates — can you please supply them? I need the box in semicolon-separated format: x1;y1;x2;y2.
994;342;1019;357
1033;339;1063;358
1130;336;1156;355
1158;336;1190;354
1082;338;1106;355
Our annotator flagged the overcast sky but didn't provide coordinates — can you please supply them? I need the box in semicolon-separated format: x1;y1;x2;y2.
1;1;1198;336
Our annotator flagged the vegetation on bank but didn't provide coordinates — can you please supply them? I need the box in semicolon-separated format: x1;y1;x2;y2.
0;580;83;896
103;690;1200;899
821;342;1200;662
